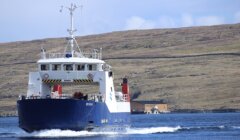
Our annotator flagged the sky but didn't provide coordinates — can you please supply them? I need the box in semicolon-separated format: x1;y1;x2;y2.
1;0;240;43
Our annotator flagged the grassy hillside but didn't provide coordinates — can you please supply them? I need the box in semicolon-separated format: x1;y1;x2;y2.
0;23;240;114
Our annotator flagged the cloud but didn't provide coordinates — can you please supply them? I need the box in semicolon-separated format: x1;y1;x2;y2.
157;16;176;28
195;16;225;26
181;15;225;27
181;14;194;27
124;15;226;31
124;16;177;30
234;11;240;23
124;16;156;30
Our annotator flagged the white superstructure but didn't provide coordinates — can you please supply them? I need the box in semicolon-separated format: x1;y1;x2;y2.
26;3;130;113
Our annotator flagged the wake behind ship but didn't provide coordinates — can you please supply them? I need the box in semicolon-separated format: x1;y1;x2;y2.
17;3;131;132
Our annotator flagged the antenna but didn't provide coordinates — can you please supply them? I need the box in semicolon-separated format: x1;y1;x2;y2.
60;3;82;57
79;5;83;16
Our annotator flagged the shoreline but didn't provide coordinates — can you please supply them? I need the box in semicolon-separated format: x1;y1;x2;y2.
1;109;240;117
131;109;240;114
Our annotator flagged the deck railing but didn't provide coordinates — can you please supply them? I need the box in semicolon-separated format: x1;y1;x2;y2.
122;94;130;102
21;93;104;102
41;50;102;60
115;93;130;102
21;93;130;102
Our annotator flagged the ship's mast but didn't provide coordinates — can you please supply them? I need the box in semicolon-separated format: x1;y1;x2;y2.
60;3;82;57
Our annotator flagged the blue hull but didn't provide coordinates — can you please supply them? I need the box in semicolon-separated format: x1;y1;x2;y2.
17;99;130;132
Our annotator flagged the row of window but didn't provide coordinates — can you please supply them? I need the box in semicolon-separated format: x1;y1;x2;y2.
40;64;98;71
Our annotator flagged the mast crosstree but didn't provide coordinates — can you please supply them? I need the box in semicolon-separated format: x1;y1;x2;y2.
60;3;83;57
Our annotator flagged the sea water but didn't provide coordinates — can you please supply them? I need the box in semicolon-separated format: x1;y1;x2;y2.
0;113;239;140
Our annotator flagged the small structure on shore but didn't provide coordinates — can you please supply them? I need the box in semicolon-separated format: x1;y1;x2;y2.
131;101;169;114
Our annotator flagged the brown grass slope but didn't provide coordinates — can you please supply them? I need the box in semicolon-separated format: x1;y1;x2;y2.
0;23;240;114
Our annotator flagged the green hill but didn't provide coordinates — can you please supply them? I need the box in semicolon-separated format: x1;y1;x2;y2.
0;23;240;115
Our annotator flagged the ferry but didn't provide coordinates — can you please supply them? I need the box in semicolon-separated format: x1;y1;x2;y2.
17;4;131;132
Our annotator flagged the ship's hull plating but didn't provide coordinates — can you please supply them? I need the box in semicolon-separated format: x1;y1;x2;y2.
17;99;130;132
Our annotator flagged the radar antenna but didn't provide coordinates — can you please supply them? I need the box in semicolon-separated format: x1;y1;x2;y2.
60;3;83;57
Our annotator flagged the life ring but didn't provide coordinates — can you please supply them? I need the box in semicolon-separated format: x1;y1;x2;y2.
87;73;93;80
43;73;49;79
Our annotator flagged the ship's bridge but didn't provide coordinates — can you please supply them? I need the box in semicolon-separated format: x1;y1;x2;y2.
38;57;105;72
36;50;111;84
27;50;114;99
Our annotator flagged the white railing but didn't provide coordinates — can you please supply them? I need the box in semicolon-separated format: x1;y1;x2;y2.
41;51;102;60
122;94;130;102
47;53;65;59
115;93;130;102
88;94;104;102
81;52;102;59
24;94;71;100
22;93;104;102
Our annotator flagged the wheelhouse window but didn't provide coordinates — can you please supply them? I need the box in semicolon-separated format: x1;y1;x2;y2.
52;64;61;71
40;64;49;71
64;64;73;71
88;64;97;71
76;64;85;71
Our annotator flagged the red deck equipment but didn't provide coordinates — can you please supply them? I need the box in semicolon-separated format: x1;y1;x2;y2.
53;84;62;96
122;78;130;102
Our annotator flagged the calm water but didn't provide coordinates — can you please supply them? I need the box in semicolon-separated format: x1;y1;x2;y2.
0;113;240;140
